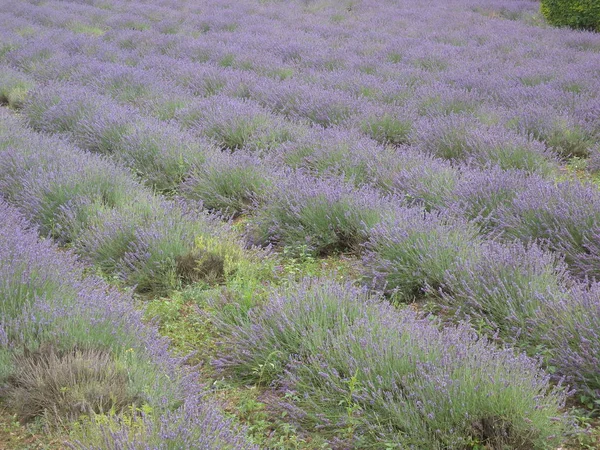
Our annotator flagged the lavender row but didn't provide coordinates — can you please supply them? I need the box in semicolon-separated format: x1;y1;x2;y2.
243;154;600;293
0;109;228;294
358;191;600;400
441;239;600;401
212;278;570;448
14;70;600;290
0;200;255;449
2;0;599;110
1;6;589;169
0;70;214;194
0;69;407;253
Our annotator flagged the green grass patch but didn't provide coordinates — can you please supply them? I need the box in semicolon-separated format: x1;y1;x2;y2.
68;23;106;36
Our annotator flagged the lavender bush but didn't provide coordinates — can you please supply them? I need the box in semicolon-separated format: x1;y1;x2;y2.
415;114;558;174
0;66;33;108
362;210;481;301
544;283;600;400
181;150;274;218
373;148;460;211
444;167;535;232
177;95;301;152
497;179;600;280
109;118;216;193
214;279;569;448
246;171;395;256
440;240;573;346
276;126;383;184
506;105;595;159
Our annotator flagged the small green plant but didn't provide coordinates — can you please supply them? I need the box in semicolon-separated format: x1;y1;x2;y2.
70;402;152;445
252;350;284;385
210;382;326;449
281;244;319;277
340;370;363;442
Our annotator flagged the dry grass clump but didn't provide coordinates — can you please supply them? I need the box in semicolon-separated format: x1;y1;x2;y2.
5;343;140;425
175;250;226;285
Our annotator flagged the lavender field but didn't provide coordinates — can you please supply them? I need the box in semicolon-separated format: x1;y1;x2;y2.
0;0;599;448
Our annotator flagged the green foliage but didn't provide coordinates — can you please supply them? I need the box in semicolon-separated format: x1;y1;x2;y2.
545;122;594;159
566;412;600;449
426;120;556;175
365;216;482;302
145;291;215;361
202;114;292;151
541;0;600;32
153;99;187;121
269;67;295;80
0;349;13;380
104;78;151;106
211;382;332;449
414;56;448;72
360;114;412;146
0;70;34;109
251;195;383;256
24;95;92;135
493;142;557;174
69;403;152;446
511;116;595;160
280;245;320;279
387;52;403;63
68;23;106;36
114;129;208;194
282;144;371;185
0;261;65;322
184;164;270;217
418;96;477;116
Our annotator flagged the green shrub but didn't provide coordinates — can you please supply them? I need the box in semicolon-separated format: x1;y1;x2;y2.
363;211;482;301
360;114;412;146
0;68;34;109
213;280;570;449
541;0;600;32
247;174;390;257
181;152;270;217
